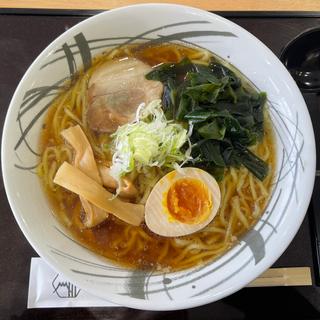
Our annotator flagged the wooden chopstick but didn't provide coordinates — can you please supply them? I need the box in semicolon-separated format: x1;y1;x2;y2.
247;267;312;287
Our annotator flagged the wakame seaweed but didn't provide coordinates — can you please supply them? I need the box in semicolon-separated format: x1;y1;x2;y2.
146;57;269;181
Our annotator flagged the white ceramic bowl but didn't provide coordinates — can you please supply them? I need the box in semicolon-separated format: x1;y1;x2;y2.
2;4;316;310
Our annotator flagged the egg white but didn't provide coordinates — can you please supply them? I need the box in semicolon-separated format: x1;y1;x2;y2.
145;167;221;237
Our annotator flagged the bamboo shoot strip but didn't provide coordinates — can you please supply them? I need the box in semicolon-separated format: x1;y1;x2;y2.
61;125;108;227
53;162;145;226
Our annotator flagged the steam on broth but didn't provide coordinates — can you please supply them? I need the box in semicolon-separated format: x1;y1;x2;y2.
38;43;275;271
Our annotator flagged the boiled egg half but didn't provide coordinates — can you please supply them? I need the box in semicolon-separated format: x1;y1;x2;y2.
145;167;221;237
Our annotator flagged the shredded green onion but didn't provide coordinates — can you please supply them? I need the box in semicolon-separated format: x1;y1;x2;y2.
110;100;191;187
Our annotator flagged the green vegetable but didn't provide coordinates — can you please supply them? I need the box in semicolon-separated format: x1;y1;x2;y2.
234;143;269;181
146;57;269;181
109;100;190;186
198;140;225;167
198;119;226;140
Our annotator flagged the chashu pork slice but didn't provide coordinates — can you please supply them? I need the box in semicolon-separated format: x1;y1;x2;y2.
87;57;163;133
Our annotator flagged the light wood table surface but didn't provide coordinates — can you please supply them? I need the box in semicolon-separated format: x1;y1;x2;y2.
0;0;320;11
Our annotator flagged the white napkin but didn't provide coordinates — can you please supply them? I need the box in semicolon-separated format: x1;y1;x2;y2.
28;257;120;308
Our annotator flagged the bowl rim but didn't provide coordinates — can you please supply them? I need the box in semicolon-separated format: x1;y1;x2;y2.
1;3;316;311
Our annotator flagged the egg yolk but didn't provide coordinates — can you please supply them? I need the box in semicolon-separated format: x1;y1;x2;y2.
165;178;212;224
